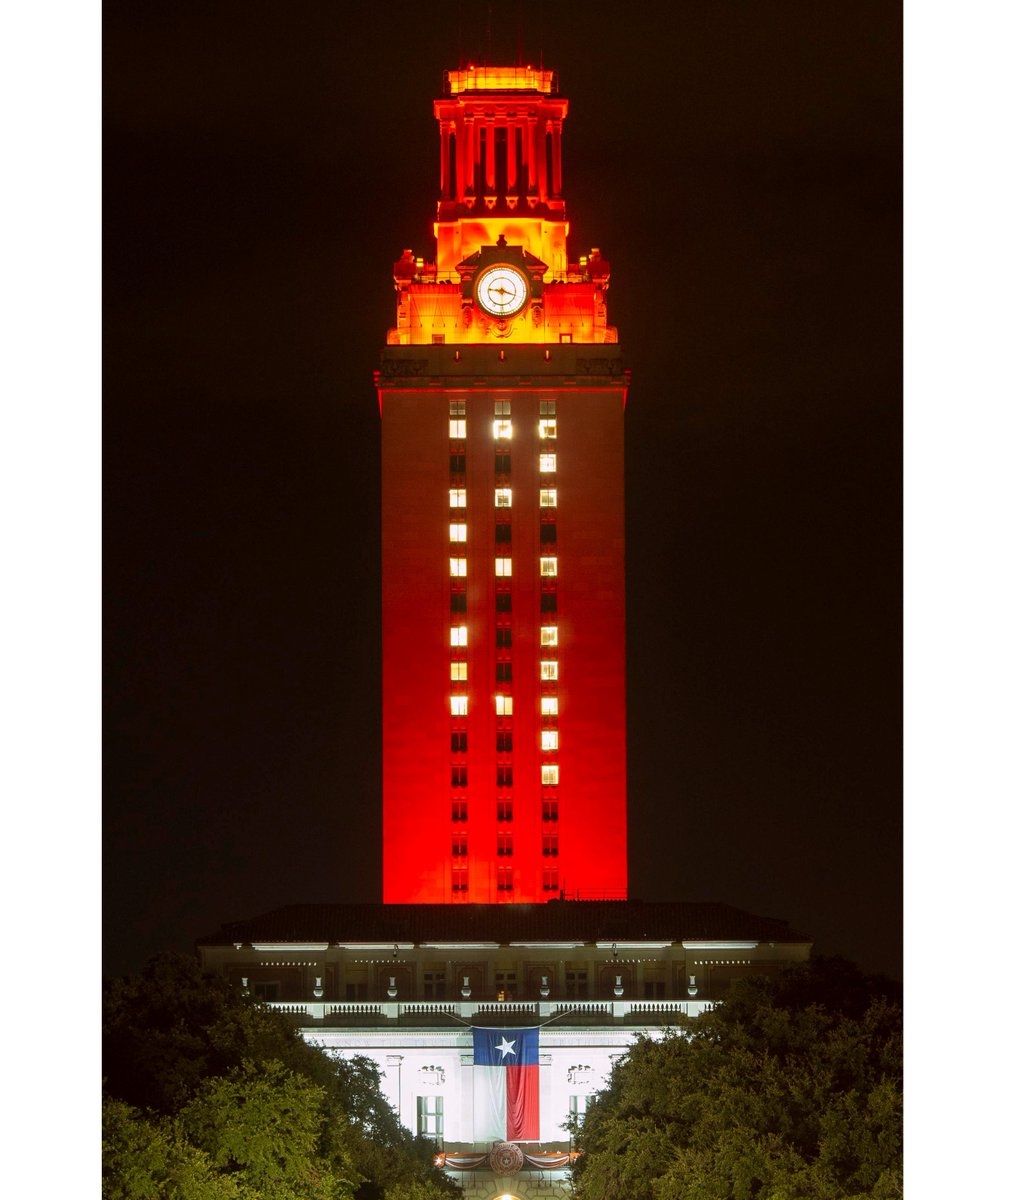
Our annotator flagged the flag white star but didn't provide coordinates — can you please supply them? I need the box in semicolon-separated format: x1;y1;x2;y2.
495;1036;517;1059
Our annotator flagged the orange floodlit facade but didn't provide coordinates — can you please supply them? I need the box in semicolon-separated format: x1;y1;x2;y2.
379;67;627;904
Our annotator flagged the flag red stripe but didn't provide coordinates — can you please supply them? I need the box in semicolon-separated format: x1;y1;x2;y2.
505;1063;540;1140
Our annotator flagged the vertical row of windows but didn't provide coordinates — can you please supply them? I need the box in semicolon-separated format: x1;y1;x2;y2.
540;398;560;893
494;397;513;896
449;401;468;895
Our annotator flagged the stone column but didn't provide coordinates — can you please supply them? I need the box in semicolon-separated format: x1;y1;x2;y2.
484;117;496;192
551;119;563;197
506;116;517;193
439;120;451;199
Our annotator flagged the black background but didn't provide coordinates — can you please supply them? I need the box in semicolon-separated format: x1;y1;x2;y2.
104;1;901;979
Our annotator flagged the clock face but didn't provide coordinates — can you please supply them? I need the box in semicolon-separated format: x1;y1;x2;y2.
475;264;529;318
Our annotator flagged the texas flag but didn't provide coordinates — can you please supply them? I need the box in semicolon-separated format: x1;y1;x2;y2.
472;1026;540;1142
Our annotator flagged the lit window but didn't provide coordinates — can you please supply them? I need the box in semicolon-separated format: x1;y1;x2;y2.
450;662;467;681
495;557;512;577
542;764;560;786
493;419;513;440
540;489;557;507
449;523;467;542
541;660;559;680
541;730;559;751
450;557;467;577
539;453;557;472
541;696;559;716
540;557;558;576
449;488;466;508
495;694;513;717
494;488;512;507
451;696;468;716
449;419;466;438
450;625;467;647
417;1095;444;1139
540;400;556;415
539;418;557;439
541;626;558;646
495;400;511;415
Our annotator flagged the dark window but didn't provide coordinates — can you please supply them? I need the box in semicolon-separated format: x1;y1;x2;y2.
451;732;467;754
451;834;467;857
451;800;468;822
542;869;559;892
497;832;513;857
495;452;511;474
451;766;467;788
541;592;557;613
497;866;514;892
566;970;589;999
497;800;513;822
345;982;367;1000
449;454;465;475
424;972;447;999
497;765;513;788
542;799;559;822
495;523;512;545
496;662;512;683
253;982;280;1002
644;981;665;999
450;592;466;613
495;593;512;613
451;867;468;893
496;731;513;753
495;627;512;649
540;523;557;544
542;833;559;856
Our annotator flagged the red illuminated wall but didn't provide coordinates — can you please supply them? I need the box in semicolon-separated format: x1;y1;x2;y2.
380;67;627;903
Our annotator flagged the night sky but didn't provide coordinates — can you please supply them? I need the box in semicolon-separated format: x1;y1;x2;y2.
104;1;901;980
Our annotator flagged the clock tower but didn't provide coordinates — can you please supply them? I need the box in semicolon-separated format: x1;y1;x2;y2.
379;66;627;904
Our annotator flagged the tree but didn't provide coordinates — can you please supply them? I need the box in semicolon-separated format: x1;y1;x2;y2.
571;958;902;1200
104;954;458;1200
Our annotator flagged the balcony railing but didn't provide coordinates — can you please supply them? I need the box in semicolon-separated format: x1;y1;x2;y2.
266;998;714;1023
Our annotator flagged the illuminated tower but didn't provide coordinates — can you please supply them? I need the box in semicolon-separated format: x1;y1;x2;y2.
379;66;627;904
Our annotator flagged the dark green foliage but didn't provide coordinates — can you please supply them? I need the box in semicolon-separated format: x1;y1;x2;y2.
103;954;459;1200
572;958;902;1200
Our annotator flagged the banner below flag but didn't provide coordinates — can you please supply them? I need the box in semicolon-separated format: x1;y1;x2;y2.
472;1026;540;1142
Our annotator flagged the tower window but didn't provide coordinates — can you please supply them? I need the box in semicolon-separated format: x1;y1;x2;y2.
451;696;468;716
497;799;513;822
540;557;558;576
494;523;512;545
543;868;559;892
495;452;511;475
541;592;557;613
540;489;558;507
450;454;465;475
449;523;467;542
450;662;467;681
539;419;557;439
450;557;467;577
495;627;512;649
494;488;512;508
495;593;512;612
449;401;466;416
449;419;466;438
542;799;558;822
451;732;467;754
541;660;559;681
497;731;513;753
451;800;468;822
495;695;513;717
450;625;467;646
540;524;557;545
539;453;557;473
497;765;513;788
493;419;512;440
451;765;467;788
541;730;559;752
542;833;559;857
496;662;513;683
497;832;513;857
497;866;514;892
449;488;466;507
452;833;467;857
541;696;559;716
542;764;560;786
541;626;559;646
540;400;557;415
451;592;466;614
451;867;468;893
495;557;512;577
494;400;511;415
